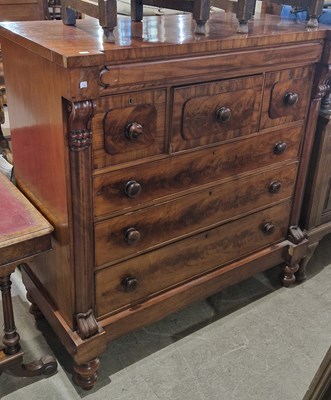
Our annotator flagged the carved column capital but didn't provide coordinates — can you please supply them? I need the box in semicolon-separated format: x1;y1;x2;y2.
68;129;92;151
66;100;95;151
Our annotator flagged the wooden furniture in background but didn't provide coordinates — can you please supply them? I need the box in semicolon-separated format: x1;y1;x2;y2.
266;0;324;27
0;13;329;389
130;0;211;34
62;0;256;41
0;172;57;378
0;0;48;21
299;91;331;280
62;0;117;41
210;0;256;32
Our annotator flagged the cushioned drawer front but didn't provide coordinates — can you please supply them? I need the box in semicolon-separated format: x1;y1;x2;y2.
93;89;166;168
95;163;297;266
260;66;313;130
172;75;263;152
95;201;291;317
94;126;303;217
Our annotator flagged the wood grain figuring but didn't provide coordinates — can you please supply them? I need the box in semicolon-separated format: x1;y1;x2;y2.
100;243;287;341
94;126;303;217
95;201;291;317
99;43;322;95
172;75;263;151
0;16;326;68
94;89;166;167
260;66;314;130
95;163;298;266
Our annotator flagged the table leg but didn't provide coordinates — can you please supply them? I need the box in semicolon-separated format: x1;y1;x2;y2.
0;273;57;377
0;275;20;355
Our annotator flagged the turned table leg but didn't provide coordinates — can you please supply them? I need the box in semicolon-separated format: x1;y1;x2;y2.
0;275;21;355
0;272;57;377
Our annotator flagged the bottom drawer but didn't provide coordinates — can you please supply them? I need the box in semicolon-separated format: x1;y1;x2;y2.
95;201;291;317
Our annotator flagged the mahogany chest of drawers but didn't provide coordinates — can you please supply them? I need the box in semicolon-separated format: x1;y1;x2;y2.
0;13;330;389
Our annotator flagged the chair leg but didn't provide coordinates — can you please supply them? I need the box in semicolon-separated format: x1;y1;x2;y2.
131;0;144;22
236;0;256;33
61;0;77;25
307;0;324;27
99;0;117;42
193;0;211;34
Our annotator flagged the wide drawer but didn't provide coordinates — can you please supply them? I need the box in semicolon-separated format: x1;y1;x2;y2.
94;126;303;217
92;89;167;168
172;75;263;152
260;66;313;130
95;163;297;266
95;201;291;317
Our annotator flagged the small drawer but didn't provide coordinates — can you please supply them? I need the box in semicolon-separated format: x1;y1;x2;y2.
172;75;263;152
260;66;313;130
93;89;166;168
94;126;303;217
94;163;297;266
95;201;291;317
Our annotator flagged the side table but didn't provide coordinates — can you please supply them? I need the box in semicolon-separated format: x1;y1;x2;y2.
0;172;57;378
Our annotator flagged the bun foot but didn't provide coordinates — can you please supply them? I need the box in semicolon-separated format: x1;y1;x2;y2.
73;357;100;390
280;263;299;287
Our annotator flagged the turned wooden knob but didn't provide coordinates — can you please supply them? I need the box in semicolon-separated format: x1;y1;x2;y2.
125;122;143;140
125;180;142;198
122;276;138;292
269;181;281;193
216;107;231;122
124;228;141;245
262;222;275;234
273;141;287;155
284;92;299;106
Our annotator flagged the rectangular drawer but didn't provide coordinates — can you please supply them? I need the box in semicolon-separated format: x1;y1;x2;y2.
92;89;166;168
260;66;313;130
172;75;263;152
95;163;297;266
94;126;303;217
95;201;291;317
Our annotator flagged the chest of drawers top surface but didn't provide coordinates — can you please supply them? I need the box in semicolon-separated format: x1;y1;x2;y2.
0;12;327;68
